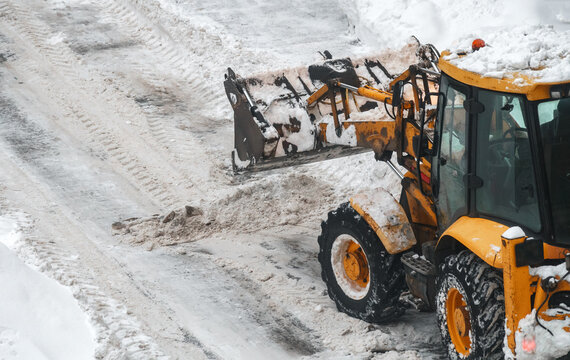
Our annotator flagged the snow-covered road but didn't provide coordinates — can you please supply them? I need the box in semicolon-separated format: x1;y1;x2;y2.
0;0;448;358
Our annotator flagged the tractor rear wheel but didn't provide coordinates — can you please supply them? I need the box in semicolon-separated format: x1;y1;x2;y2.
436;250;505;360
318;202;406;323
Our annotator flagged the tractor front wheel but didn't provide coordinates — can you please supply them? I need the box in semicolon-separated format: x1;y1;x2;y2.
318;202;406;323
436;250;505;359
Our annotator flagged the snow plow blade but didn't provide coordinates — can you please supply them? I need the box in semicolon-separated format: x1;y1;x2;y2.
224;55;396;172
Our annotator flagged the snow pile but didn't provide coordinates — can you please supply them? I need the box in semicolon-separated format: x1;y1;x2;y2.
0;216;20;248
515;310;570;360
0;216;95;360
271;105;316;156
445;26;570;83
114;172;342;246
529;262;569;279
514;264;570;359
343;0;570;81
116;154;404;249
341;0;570;51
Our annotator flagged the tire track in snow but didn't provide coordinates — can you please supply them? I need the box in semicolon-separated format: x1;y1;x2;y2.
127;58;220;187
0;0;201;209
69;0;230;196
94;0;232;184
0;61;215;357
98;0;228;122
98;0;248;129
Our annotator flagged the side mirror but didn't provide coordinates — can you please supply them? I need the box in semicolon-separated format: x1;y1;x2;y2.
515;237;544;267
392;81;404;108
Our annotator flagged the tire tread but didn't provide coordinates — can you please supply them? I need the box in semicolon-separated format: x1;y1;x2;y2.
437;250;505;359
318;202;406;323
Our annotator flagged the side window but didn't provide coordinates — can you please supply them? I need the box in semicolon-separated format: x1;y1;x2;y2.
538;100;559;126
475;91;540;231
440;89;467;171
538;99;570;242
436;80;469;230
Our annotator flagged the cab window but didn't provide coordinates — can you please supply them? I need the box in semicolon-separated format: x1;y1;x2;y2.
475;91;540;231
537;98;570;243
435;79;469;230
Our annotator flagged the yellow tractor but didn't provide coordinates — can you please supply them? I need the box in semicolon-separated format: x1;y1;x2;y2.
224;38;570;359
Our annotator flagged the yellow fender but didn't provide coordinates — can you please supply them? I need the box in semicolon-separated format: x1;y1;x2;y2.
438;216;509;268
350;188;416;254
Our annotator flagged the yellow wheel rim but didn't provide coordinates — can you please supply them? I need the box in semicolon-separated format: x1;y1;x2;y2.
343;240;369;288
446;288;472;356
331;235;371;300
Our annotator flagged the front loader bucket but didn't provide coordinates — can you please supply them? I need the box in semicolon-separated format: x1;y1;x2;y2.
224;51;409;172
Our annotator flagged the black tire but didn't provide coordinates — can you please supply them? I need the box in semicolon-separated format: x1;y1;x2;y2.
436;250;505;360
317;202;407;323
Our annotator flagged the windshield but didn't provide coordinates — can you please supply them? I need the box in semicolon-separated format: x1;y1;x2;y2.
476;91;540;231
537;98;570;244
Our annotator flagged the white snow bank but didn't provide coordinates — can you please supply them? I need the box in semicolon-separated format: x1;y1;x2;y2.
341;0;570;51
0;216;21;248
0;216;95;360
445;26;570;83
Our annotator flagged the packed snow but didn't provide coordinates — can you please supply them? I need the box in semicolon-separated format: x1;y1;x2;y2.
323;119;358;147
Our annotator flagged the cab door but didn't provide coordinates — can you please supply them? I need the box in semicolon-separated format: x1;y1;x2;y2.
433;76;470;230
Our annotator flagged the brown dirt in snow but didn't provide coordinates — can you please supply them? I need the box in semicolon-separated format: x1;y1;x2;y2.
113;172;341;248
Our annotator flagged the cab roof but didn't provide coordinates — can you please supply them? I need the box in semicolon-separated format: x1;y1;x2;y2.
438;54;569;101
438;26;570;101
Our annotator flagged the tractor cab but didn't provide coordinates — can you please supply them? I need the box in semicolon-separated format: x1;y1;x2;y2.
428;54;570;359
433;54;570;250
